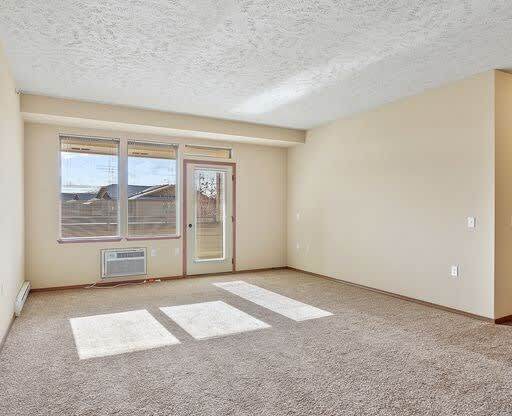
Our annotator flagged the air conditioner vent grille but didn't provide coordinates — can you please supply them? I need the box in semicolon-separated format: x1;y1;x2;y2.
117;251;144;259
101;248;147;278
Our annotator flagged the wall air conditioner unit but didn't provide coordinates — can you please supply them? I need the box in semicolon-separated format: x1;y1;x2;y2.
101;248;147;279
15;281;31;316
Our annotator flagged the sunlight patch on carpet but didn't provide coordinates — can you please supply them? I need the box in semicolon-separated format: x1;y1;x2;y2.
160;301;270;340
213;281;333;321
70;309;180;359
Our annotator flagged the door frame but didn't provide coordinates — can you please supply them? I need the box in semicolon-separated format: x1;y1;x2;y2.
182;159;236;276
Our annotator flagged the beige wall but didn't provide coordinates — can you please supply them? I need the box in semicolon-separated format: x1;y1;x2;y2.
288;72;496;318
21;94;305;146
0;42;24;340
494;71;512;319
24;123;287;289
17;68;512;319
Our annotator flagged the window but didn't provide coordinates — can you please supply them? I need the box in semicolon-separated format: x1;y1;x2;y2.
127;141;178;237
60;136;120;239
184;145;231;159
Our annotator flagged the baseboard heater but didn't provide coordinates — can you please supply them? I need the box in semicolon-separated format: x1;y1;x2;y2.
15;281;31;316
101;248;147;279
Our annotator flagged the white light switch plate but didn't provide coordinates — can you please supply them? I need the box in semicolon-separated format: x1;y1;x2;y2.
451;265;459;278
467;217;476;228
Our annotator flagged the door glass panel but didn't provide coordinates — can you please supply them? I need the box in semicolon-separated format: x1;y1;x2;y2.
194;169;225;260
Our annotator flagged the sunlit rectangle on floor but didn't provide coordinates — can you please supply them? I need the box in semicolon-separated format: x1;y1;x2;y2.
213;281;333;321
160;301;270;340
70;309;179;359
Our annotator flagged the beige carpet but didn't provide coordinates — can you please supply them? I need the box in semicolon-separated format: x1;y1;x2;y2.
1;269;512;415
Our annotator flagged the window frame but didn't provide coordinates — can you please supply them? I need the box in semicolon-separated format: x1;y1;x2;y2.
125;139;180;240
57;134;185;243
58;134;122;243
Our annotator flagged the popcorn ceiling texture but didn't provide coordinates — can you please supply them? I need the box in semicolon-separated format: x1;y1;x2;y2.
1;1;512;129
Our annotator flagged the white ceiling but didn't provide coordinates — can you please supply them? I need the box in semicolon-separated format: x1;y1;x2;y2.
1;1;512;130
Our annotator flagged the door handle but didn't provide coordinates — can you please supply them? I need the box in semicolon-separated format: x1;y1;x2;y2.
188;223;193;229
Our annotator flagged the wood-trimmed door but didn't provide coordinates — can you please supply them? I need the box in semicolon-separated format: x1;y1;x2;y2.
183;160;235;275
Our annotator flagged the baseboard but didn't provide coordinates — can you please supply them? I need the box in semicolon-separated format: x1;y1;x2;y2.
494;314;512;324
0;313;16;353
179;266;287;279
30;277;175;292
29;266;288;292
286;266;494;323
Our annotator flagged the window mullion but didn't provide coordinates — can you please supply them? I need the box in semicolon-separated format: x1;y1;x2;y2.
118;139;128;239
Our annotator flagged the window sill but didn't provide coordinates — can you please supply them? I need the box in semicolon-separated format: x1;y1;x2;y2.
57;237;123;244
125;236;181;241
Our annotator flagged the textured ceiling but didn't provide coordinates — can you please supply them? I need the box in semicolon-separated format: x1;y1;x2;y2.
1;1;512;129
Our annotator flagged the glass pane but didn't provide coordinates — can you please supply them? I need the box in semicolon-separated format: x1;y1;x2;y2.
60;136;119;238
128;141;177;237
194;169;225;260
185;145;231;159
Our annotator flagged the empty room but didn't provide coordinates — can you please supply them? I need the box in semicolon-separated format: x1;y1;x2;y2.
2;1;512;415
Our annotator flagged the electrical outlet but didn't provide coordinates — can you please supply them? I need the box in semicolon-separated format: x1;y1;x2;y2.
467;217;476;228
451;265;459;278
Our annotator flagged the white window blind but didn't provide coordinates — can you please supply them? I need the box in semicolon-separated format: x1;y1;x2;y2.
127;141;178;237
184;145;231;159
60;136;120;239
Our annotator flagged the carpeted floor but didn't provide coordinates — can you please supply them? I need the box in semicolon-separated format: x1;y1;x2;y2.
2;269;512;415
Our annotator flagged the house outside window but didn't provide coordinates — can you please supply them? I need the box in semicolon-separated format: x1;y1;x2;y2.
60;136;120;239
127;141;178;237
59;136;180;241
